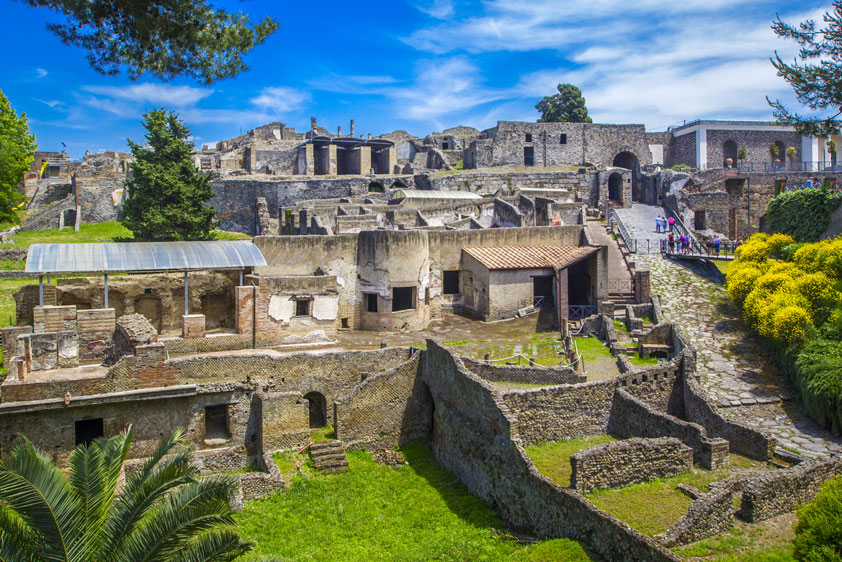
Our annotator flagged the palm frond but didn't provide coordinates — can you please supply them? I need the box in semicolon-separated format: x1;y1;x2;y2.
0;504;44;562
69;428;133;560
117;476;239;562
170;529;253;562
0;438;85;562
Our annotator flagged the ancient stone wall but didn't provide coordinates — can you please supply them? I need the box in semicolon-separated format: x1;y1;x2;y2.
609;388;729;469
682;373;775;461
739;457;842;522
334;353;431;450
570;437;693;493
462;358;586;385
422;341;678;562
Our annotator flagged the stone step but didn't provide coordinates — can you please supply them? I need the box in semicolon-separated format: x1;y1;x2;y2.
310;440;342;451
311;447;344;458
312;452;346;463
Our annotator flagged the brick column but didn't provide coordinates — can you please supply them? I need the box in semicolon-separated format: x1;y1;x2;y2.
634;270;651;304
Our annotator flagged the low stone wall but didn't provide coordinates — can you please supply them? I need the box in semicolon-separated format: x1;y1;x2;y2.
682;372;775;461
423;341;679;562
462;358;586;385
657;476;749;547
334;353;431;451
570;437;692;493
609;388;729;469
739;457;842;522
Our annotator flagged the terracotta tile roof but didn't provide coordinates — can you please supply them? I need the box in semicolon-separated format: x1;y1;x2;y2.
462;246;600;271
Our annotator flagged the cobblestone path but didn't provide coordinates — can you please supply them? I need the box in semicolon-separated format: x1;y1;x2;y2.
637;253;841;458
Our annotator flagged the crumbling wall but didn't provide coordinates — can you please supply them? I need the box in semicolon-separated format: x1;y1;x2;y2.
739;457;842;522
422;341;678;562
334;353;430;450
570;437;693;493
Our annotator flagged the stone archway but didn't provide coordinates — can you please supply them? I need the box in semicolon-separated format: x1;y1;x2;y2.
613;151;641;202
304;391;327;428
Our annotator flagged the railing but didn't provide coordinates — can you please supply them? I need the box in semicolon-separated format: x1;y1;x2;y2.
607;279;634;293
569;305;597;320
660;238;738;259
533;295;554;309
610;210;636;254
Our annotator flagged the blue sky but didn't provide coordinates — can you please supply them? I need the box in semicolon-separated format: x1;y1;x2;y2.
0;0;829;159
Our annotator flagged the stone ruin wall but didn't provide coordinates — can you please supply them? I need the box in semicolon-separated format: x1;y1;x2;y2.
570;437;693;493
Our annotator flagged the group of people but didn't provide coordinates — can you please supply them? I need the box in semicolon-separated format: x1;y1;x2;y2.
666;232;693;254
654;215;675;233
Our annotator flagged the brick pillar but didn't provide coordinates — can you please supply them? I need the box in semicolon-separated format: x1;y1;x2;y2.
634;270;650;304
235;286;257;335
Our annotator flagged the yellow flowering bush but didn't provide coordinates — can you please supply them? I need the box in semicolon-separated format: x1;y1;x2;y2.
772;306;813;344
726;265;764;305
795;272;839;313
767;233;796;257
734;239;770;263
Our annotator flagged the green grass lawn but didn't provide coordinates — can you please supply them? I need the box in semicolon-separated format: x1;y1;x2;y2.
525;435;617;487
0;221;250;250
237;444;594;561
585;455;770;537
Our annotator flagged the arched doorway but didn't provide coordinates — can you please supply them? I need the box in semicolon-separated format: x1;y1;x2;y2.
304;391;327;428
723;140;738;168
608;172;623;204
612;151;641;202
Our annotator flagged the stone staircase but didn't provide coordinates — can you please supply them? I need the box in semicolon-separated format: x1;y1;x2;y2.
309;440;349;473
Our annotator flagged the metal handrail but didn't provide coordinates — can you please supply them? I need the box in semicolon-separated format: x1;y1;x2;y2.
610;210;636;253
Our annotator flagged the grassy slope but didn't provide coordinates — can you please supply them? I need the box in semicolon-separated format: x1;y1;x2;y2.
237;444;593;561
526;435;617;487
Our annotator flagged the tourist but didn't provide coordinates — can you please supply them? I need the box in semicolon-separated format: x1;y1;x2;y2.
713;235;721;257
668;216;675;232
668;232;675;253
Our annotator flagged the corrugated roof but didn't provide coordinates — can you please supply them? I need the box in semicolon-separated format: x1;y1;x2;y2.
391;189;483;201
25;240;266;274
462;246;599;271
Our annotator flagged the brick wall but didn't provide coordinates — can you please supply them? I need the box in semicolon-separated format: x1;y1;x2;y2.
570;437;693;493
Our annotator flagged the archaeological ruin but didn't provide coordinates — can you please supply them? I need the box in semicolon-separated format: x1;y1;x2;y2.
3;113;841;561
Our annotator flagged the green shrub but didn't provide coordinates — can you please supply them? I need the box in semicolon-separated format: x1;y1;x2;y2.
765;187;842;242
793;476;842;562
794;339;842;434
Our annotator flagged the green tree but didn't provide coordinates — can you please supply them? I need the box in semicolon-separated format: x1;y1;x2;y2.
0;426;253;562
769;2;842;136
535;84;593;123
122;109;218;241
16;0;278;84
0;89;37;224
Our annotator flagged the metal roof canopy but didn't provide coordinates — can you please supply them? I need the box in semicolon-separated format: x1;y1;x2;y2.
26;240;267;275
391;189;483;201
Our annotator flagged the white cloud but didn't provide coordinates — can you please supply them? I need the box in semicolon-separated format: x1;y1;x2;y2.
385;57;509;123
397;0;826;129
82;83;213;107
250;87;310;114
415;0;454;19
35;68;47;78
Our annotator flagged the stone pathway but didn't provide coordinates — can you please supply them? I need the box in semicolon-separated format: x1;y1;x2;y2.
636;253;841;458
614;203;671;254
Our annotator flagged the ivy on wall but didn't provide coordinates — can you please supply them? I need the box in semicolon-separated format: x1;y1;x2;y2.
765;186;842;242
